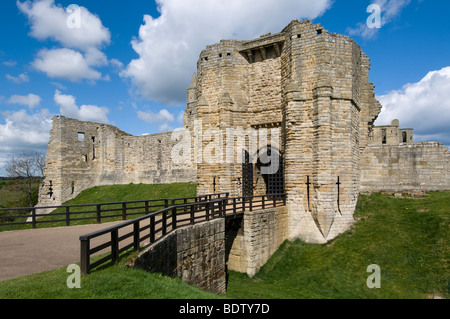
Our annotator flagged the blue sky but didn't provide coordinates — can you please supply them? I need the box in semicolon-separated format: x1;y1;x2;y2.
1;0;450;175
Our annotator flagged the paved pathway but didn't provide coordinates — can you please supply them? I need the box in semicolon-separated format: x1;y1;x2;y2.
0;221;124;282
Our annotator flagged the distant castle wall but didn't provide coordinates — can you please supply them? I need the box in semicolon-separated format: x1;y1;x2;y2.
360;142;450;194
38;116;196;208
360;120;450;193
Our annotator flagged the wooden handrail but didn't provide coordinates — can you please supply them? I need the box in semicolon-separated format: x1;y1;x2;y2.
79;193;286;274
0;193;230;229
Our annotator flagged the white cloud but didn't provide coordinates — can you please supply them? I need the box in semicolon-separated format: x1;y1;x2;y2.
32;48;107;82
8;94;41;109
347;0;411;39
53;90;110;124
375;66;450;145
5;72;30;84
137;109;177;132
121;0;332;106
0;108;52;175
18;0;112;82
0;109;52;149
17;0;110;50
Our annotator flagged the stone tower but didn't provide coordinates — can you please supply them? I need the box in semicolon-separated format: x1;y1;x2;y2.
185;20;381;243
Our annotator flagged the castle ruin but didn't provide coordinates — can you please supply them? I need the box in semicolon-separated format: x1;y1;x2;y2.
38;20;450;244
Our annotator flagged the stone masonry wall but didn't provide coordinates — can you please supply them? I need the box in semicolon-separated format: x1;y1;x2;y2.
189;38;284;197
38;116;197;208
131;218;226;294
360;142;450;193
227;206;288;277
280;21;380;243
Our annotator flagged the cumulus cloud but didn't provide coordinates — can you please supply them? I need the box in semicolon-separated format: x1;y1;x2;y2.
17;0;110;50
375;66;450;145
53;90;110;124
18;0;112;82
0;108;53;174
121;0;332;106
32;48;108;82
8;94;41;109
137;109;178;132
0;109;52;149
347;0;412;39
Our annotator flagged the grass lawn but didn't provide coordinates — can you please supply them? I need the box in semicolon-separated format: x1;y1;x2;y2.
0;263;218;299
226;191;449;299
0;189;448;299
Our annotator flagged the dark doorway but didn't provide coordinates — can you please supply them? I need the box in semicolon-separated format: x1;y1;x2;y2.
257;147;284;197
402;131;407;143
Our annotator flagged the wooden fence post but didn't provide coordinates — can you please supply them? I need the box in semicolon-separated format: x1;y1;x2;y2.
172;206;177;230
133;221;140;250
31;208;37;229
111;229;119;263
65;206;70;226
96;204;101;224
122;203;127;220
80;237;90;275
150;215;155;243
190;204;195;225
162;211;167;236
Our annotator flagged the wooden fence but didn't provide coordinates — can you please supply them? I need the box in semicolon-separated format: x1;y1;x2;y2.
80;193;286;274
0;193;229;229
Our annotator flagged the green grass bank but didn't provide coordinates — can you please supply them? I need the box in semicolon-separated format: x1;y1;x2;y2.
0;186;448;299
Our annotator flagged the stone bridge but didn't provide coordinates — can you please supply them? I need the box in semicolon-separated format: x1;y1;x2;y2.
129;205;288;294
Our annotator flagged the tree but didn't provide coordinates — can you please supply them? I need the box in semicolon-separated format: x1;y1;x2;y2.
5;151;46;207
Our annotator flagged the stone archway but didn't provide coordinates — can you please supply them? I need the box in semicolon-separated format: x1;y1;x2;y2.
256;146;284;197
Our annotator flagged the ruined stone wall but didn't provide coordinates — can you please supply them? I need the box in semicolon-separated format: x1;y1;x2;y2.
38;116;196;208
131;218;226;294
369;119;414;146
360;142;450;193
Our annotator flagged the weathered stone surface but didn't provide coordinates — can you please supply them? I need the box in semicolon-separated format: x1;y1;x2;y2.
132;219;226;294
227;206;288;277
38;116;197;209
360;119;450;193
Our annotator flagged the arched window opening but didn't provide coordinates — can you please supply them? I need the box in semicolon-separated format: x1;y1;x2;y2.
256;146;284;198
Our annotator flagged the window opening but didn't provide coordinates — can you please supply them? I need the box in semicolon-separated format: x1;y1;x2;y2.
92;136;96;159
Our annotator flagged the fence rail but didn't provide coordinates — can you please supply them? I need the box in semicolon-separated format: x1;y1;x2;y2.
79;193;286;274
0;193;230;229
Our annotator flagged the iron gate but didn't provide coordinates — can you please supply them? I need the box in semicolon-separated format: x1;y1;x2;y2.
242;150;254;197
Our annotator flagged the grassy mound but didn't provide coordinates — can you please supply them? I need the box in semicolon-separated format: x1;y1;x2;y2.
0;190;448;299
226;192;449;299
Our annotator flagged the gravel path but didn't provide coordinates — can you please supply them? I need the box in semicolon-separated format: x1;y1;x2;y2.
0;221;124;282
